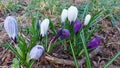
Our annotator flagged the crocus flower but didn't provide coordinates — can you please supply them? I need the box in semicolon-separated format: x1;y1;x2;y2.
40;19;49;37
84;14;91;25
4;16;18;43
61;9;68;24
30;45;44;60
68;6;78;24
60;29;70;40
52;29;70;42
74;20;83;34
88;36;100;48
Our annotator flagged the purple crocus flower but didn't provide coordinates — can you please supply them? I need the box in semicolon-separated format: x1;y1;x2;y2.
60;29;70;40
74;20;83;34
51;29;70;42
88;36;100;48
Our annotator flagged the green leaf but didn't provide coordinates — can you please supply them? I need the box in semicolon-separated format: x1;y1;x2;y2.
12;58;20;68
103;51;120;68
49;21;56;35
80;29;91;68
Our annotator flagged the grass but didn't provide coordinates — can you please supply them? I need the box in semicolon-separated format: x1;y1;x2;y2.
0;0;120;68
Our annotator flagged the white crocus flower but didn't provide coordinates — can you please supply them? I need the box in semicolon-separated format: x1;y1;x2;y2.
30;45;44;60
4;16;18;41
68;6;78;24
84;14;91;25
40;19;49;37
61;9;68;23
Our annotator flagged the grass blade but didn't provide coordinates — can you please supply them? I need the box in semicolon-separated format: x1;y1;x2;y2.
80;30;91;68
70;41;79;68
103;51;120;68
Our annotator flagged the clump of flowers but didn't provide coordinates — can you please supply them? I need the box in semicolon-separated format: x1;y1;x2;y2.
2;5;102;68
49;6;100;51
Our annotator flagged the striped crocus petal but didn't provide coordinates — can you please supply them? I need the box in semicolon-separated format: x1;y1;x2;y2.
74;20;83;34
88;36;100;48
30;45;44;60
4;16;18;42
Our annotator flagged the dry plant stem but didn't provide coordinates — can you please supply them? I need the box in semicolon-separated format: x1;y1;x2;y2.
0;66;9;67
45;46;103;67
115;25;120;32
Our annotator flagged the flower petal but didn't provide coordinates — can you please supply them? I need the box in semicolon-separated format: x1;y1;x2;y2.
61;9;68;23
74;20;83;33
84;14;91;25
68;6;78;24
30;45;44;60
88;36;100;48
40;19;49;37
4;16;18;41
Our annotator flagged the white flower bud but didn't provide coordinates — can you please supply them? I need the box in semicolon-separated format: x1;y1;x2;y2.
30;45;44;60
40;19;49;37
61;9;68;23
4;16;18;40
84;14;91;25
68;6;78;23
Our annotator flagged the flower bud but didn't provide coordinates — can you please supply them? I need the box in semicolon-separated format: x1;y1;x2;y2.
52;29;70;42
4;16;18;42
40;19;49;37
60;29;70;40
68;6;78;24
61;9;68;24
88;36;100;48
30;45;44;60
84;14;91;25
74;20;83;34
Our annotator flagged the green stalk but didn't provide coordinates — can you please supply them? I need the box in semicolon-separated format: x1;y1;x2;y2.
104;51;120;68
45;32;48;51
70;41;79;68
61;40;67;50
47;43;51;53
74;34;76;47
78;49;84;56
80;30;91;68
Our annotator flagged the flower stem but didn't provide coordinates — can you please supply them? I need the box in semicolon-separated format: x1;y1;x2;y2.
70;41;79;68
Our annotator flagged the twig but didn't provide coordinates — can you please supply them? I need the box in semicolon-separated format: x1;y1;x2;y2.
45;46;103;67
0;66;9;68
0;18;4;22
115;25;120;32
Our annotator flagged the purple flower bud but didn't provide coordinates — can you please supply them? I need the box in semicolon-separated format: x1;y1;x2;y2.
4;16;18;43
88;36;100;48
30;45;44;60
74;20;83;34
51;29;70;42
60;29;70;40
